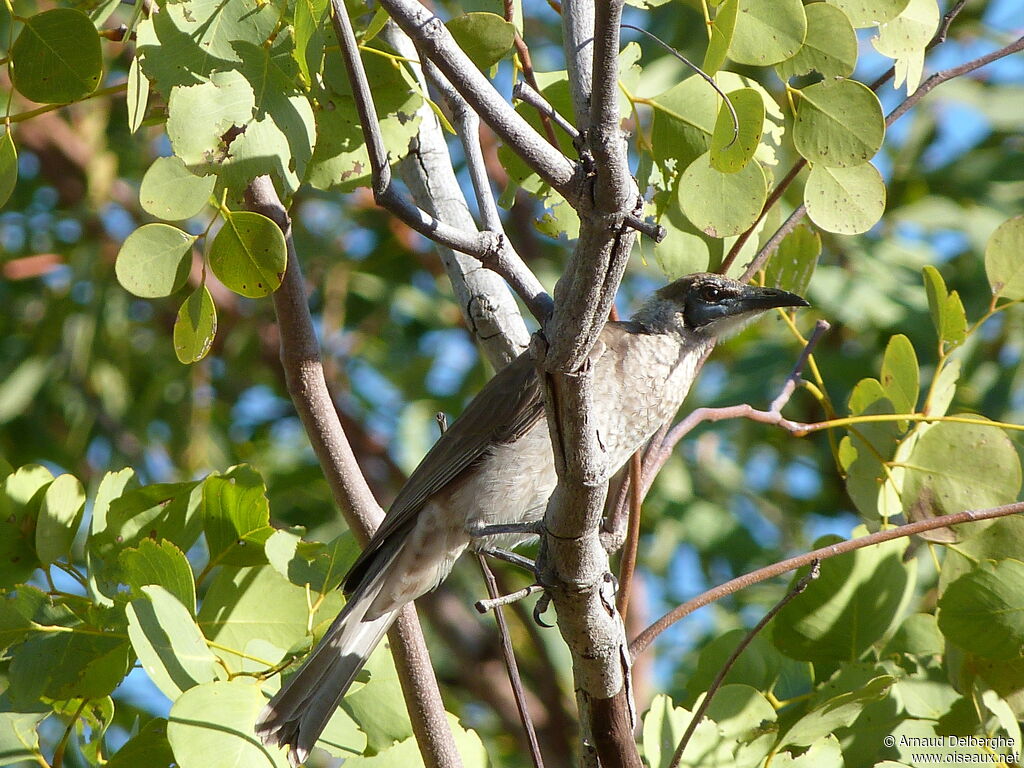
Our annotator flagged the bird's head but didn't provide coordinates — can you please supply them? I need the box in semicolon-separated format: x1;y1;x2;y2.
634;273;809;338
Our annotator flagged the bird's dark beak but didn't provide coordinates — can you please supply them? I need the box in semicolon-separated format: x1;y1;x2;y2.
735;285;809;313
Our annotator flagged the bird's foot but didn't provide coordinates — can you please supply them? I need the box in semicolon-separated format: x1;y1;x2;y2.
478;547;536;573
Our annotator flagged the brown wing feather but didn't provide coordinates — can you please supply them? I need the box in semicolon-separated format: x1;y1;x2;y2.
342;352;545;592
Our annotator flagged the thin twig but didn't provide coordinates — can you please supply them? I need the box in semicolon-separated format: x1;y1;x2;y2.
667;562;820;768
476;584;546;613
476;555;546;768
621;23;738;148
631;501;1024;658
502;0;559;147
615;451;644;619
513;81;580;140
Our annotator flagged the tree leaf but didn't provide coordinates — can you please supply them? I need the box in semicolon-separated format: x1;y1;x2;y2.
702;0;738;75
939;559;1024;660
446;12;516;69
829;0;910;28
126;585;219;699
728;0;806;65
710;89;764;173
985;215;1024;300
10;9;102;104
773;532;914;661
765;224;821;297
119;539;197;615
679;152;767;238
871;0;939;92
167;680;290;768
127;55;150;134
880;334;919;416
776;2;857;80
115;223;195;298
202;464;273;567
794;80;885;167
140;156;216;221
804;162;886;234
0;131;17;207
173;285;217;364
35;473;85;566
208;211;287;298
778;676;894;748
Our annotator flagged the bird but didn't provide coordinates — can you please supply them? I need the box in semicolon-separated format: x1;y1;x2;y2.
256;272;809;765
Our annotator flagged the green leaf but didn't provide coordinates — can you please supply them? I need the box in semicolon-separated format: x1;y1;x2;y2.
167;680;290;768
127;55;150;134
900;419;1021;526
209;211;287;298
10;9;102;104
702;0;737;75
794;80;885;167
165;69;256;169
773;532;914;661
804;162;886;234
35;473;85;566
880;334;919;416
127;585;220;699
679;152;767;238
265;529;359;594
0;130;17;207
985;215;1024;300
140;156;216;221
941;290;967;347
765;224;821;297
872;0;938;92
939;560;1024;660
710;89;764;173
0;712;46;764
119;538;197;614
0;585;52;652
446;12;516;69
0;465;53;587
0;357;50;426
776;2;857;80
173;285;218;364
921;264;947;334
198;564;342;673
728;0;806;65
203;464;273;567
90;480;204;562
829;0;910;28
883;612;944;657
770;735;844;768
293;0;329;85
115;223;195;298
8;630;130;704
339;641;415;752
106;718;176;768
778;676;894;748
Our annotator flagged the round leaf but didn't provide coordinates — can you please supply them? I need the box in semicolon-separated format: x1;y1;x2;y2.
0;131;17;208
804;162;886;234
173;285;217;364
939;560;1024;660
679;152;767;238
776;2;857;80
10;9;102;104
140;157;216;221
985;215;1024;300
710;89;764;172
116;224;196;298
446;12;516;69
119;539;197;615
126;585;219;699
35;474;85;566
167;680;289;768
729;0;806;65
794;79;885;167
829;0;910;28
208;212;286;298
900;419;1022;524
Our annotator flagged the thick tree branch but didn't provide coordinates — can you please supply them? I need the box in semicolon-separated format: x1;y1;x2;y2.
631;502;1024;659
375;0;577;193
559;0;595;127
245;176;461;768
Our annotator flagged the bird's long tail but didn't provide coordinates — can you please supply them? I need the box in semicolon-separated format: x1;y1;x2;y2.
255;546;400;767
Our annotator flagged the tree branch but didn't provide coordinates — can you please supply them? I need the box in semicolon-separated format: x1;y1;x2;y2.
630;502;1024;659
245;176;462;768
375;0;577;193
559;0;595;127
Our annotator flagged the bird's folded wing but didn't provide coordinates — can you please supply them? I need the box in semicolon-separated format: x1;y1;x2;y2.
342;352;545;592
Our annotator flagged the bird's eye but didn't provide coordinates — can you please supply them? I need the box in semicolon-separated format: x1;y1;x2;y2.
699;285;723;302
